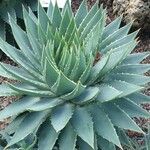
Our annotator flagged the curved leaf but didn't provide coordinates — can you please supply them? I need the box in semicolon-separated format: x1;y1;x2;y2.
0;96;39;121
6;111;50;148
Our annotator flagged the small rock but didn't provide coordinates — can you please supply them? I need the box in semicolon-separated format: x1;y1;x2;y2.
113;0;150;29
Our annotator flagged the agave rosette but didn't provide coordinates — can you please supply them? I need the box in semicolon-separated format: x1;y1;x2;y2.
0;0;150;149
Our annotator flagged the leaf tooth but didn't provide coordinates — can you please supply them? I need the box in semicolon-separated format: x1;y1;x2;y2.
102;15;123;39
80;9;103;40
100;22;133;50
78;0;99;32
89;105;122;149
115;104;145;134
101;119;123;150
101;30;139;53
71;106;95;149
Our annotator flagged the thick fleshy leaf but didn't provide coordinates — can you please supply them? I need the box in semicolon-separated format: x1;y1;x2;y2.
102;103;144;133
47;0;54;20
9;16;40;70
79;54;94;84
122;52;150;64
127;92;150;104
100;22;132;52
97;136;116;150
75;0;88;27
73;50;87;81
78;1;99;33
72;87;99;104
89;105;122;148
27;98;63;111
102;16;122;39
113;64;150;75
78;136;98;150
8;83;54;97
98;41;137;79
0;84;20;97
23;6;41;58
38;2;50;31
80;8;104;40
59;123;77;150
0;62;47;88
97;84;122;102
4;114;27;135
52;2;62;28
62;0;73;18
115;98;150;118
64;17;76;42
0;96;39;121
51;71;76;95
106;80;143;97
38;120;59;150
88;55;109;84
28;7;38;23
101;30;138;54
71;107;94;148
0;38;42;79
23;6;38;40
84;11;106;53
6;111;50;148
0;63;24;80
59;8;70;36
107;73;150;85
60;81;85;100
44;58;59;87
51;104;74;132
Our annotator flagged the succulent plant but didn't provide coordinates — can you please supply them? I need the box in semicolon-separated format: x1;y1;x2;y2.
0;0;150;149
0;131;37;150
0;0;38;59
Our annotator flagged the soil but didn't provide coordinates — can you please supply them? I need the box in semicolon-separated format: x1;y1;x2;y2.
0;0;149;149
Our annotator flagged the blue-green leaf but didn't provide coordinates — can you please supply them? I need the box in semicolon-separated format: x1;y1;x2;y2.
127;92;150;104
89;105;122;148
71;107;94;148
51;104;74;132
0;96;39;121
38;120;59;150
115;98;150;118
97;84;122;102
59;123;77;150
27;98;63;111
75;0;88;27
102;103;144;133
6;111;50;148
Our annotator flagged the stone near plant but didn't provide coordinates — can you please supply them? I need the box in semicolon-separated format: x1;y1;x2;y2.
113;0;150;29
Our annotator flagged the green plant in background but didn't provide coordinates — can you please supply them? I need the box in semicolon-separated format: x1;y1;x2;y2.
0;0;37;59
0;0;149;149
